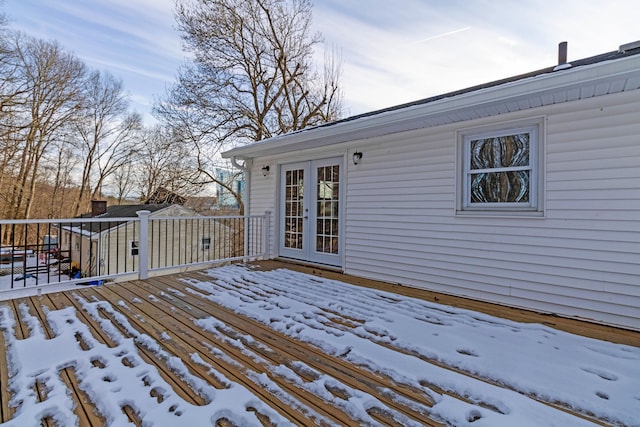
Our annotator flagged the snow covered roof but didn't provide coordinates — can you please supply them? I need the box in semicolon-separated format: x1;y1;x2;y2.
223;41;640;160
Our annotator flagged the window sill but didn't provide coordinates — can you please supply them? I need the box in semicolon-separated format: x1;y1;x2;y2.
455;209;545;219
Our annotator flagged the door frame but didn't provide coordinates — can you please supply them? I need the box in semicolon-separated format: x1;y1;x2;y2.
277;157;344;267
278;161;309;261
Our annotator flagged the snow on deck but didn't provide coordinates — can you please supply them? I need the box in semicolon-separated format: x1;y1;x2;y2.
0;264;638;426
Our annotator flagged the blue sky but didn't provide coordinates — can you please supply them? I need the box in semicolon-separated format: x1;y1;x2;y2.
4;0;639;123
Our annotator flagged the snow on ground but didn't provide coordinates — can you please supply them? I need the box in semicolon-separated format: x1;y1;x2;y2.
0;271;71;290
0;272;82;302
0;264;638;426
0;254;76;298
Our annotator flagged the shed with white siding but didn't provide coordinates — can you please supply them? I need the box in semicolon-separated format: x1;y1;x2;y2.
223;42;640;330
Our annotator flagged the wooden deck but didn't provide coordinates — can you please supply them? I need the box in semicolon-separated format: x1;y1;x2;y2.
0;260;637;426
264;260;640;348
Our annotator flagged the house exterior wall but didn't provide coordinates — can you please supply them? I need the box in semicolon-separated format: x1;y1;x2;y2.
97;206;235;275
57;206;238;279
98;221;140;275
97;217;235;275
250;161;278;257
249;89;640;330
145;216;237;269
59;229;94;274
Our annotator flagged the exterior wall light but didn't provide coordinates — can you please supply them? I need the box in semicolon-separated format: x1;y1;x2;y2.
261;165;270;176
352;151;363;165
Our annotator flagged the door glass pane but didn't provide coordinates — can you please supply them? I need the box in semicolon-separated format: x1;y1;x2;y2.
316;164;339;254
284;169;304;249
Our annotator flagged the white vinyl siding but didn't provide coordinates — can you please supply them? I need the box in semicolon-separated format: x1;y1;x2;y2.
342;90;640;330
244;89;640;330
249;161;279;258
92;206;228;277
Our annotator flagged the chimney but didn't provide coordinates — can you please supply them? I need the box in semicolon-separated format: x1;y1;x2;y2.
91;200;107;217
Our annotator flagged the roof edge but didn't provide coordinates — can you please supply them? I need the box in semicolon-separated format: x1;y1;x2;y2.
223;45;640;160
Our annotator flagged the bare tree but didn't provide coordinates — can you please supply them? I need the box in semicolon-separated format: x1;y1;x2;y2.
4;34;85;220
42;133;76;217
134;125;204;202
72;70;141;215
0;120;22;213
0;26;30;208
155;0;343;211
0;4;25;118
0;11;150;221
111;160;135;204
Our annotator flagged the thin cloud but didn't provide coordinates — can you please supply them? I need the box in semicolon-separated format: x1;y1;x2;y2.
411;27;472;45
5;0;640;124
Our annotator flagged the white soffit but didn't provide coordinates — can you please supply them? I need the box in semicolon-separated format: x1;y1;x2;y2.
223;54;640;160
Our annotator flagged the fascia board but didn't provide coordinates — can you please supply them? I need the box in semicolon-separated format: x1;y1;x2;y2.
222;55;640;160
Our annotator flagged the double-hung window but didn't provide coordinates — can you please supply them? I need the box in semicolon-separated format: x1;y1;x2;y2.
459;120;543;214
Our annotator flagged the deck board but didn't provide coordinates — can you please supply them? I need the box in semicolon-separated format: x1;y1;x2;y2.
24;291;111;426
7;298;56;427
27;295;97;427
79;285;209;407
145;274;442;425
44;290;150;426
137;275;414;426
89;283;317;423
256;260;640;347
86;277;348;426
0;261;637;426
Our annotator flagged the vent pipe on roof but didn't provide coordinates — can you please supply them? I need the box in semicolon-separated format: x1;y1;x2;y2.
553;41;572;71
558;41;568;65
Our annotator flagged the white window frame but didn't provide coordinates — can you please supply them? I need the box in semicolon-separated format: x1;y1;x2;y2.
457;118;544;215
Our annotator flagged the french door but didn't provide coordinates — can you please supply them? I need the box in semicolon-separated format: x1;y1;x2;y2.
279;158;342;267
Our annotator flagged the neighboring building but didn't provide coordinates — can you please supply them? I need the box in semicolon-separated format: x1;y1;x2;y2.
222;41;640;330
144;187;187;205
58;202;234;278
214;168;245;209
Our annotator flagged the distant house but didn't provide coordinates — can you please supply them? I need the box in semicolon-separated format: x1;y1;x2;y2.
222;41;640;330
58;202;232;278
214;168;244;209
144;187;187;205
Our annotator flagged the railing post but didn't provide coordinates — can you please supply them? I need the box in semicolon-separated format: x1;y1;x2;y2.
243;213;249;261
137;210;151;280
263;210;271;259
